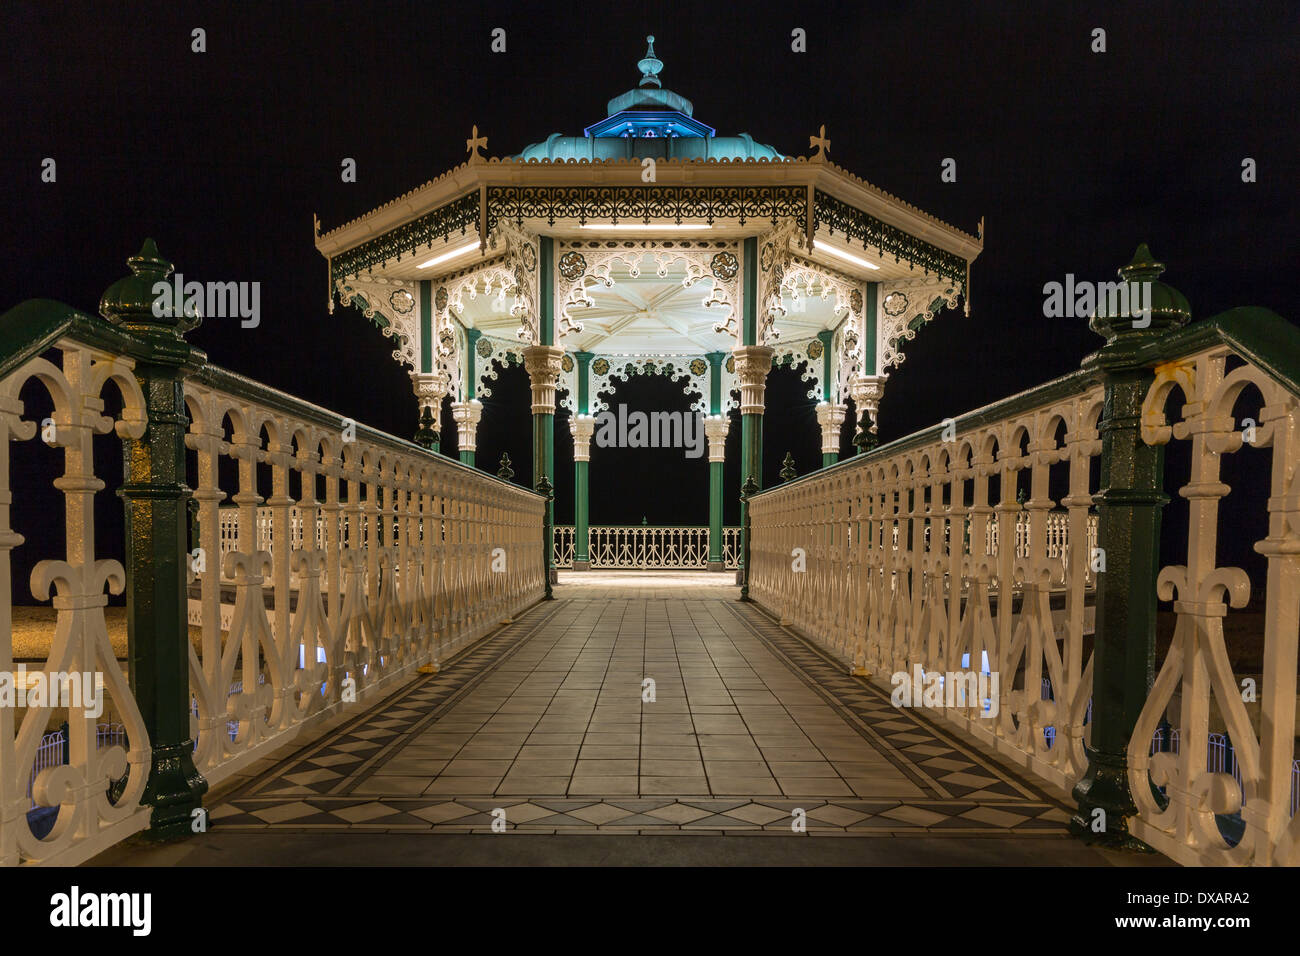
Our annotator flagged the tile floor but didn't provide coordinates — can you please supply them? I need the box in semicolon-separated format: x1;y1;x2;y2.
204;572;1073;838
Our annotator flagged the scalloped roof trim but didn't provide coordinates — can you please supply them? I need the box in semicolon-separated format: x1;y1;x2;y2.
321;153;979;250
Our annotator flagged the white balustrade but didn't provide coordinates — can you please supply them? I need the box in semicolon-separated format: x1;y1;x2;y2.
553;526;742;570
747;382;1106;794
1128;346;1300;866
0;340;153;866
183;376;547;789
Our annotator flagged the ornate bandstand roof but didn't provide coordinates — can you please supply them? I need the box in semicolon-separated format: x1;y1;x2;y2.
314;35;983;409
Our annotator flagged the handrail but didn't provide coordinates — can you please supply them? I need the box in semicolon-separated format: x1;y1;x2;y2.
0;299;159;379
1146;307;1300;397
750;367;1098;498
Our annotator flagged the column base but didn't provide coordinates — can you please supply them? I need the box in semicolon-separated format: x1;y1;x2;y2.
706;561;725;572
571;560;591;571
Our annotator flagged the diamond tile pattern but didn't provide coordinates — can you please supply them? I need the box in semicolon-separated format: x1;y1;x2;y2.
212;573;1069;837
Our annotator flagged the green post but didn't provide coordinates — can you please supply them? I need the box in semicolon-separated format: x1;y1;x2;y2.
739;475;758;601
1070;245;1190;849
460;328;482;467
100;240;208;839
736;237;770;582
818;330;839;468
706;351;726;571
526;236;558;584
537;476;554;600
572;352;592;570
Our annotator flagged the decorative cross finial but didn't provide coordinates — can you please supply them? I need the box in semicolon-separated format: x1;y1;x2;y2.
497;452;514;482
809;125;831;161
780;452;798;482
466;125;488;162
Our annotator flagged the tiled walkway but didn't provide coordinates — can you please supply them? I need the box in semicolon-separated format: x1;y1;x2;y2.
201;571;1077;838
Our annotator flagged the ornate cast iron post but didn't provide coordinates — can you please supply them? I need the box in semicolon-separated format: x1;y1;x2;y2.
100;240;209;839
536;476;554;600
524;344;563;584
1070;245;1190;848
739;475;758;601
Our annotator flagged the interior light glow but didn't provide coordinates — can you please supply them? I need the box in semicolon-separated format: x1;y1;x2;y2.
579;224;711;231
817;243;881;270
416;240;481;269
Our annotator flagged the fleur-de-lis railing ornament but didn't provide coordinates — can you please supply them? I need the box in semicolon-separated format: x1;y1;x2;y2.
852;408;878;453
536;476;555;600
497;452;515;482
414;405;438;450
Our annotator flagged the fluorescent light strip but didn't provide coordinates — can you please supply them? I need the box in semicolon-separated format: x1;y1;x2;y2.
818;243;881;271
579;224;711;231
416;240;481;270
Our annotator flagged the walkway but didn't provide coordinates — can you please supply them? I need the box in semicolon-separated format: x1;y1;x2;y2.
95;572;1166;865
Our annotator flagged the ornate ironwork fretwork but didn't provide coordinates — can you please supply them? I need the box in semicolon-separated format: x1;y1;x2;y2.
332;192;480;280
814;190;968;288
486;185;808;234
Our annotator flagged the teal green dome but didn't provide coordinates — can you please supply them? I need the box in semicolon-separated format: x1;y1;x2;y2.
518;36;784;162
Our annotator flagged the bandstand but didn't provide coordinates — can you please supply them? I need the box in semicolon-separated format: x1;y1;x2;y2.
313;37;983;572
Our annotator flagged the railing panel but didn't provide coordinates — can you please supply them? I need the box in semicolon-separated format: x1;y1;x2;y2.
1128;345;1300;866
747;380;1105;795
183;375;547;789
0;339;153;866
556;526;740;570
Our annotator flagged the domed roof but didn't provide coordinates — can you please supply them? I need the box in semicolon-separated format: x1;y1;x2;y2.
518;36;783;162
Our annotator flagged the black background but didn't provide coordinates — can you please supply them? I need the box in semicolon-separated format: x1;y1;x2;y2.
2;0;1296;596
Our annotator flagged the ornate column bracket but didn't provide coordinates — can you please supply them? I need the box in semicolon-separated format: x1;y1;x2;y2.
450;398;483;452
523;345;565;414
704;415;730;462
570;414;596;461
848;374;886;432
816;401;848;455
733;345;776;416
411;370;452;449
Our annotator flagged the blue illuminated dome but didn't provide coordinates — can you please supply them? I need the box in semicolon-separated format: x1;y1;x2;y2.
519;36;784;162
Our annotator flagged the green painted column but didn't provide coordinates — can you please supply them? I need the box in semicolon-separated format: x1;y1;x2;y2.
735;237;771;586
818;329;838;469
1070;246;1190;850
526;236;558;583
572;352;593;569
100;240;208;839
862;282;878;376
415;281;440;452
706;351;726;570
460;328;481;467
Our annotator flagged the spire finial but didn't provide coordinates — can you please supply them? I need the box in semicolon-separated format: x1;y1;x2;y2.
638;35;663;88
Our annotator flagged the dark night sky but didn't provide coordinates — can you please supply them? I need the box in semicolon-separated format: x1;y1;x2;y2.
2;1;1297;574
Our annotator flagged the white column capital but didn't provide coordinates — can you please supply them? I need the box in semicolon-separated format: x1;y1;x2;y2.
450;398;483;452
815;401;848;455
731;345;775;416
848;373;886;430
523;345;565;415
411;370;452;410
703;414;730;463
570;413;596;461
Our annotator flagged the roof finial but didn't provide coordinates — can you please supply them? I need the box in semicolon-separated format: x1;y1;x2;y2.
638;35;663;88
